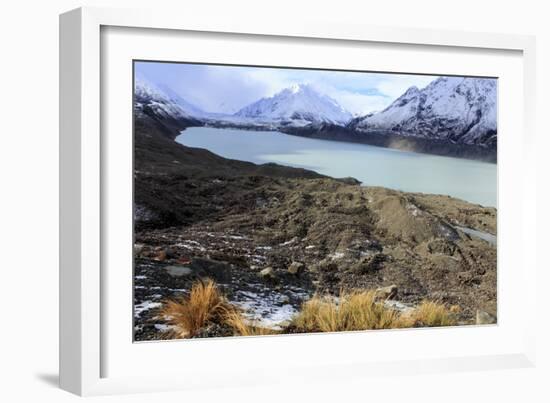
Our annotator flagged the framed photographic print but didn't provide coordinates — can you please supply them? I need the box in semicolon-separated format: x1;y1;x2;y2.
60;7;537;396
132;60;499;342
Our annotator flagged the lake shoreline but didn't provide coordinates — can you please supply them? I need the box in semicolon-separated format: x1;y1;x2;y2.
176;126;497;208
198;119;497;163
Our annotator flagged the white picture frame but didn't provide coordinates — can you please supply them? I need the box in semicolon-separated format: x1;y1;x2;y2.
59;6;537;396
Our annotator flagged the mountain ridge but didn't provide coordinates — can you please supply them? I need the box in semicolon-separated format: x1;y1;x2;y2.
349;77;497;148
133;76;497;161
234;83;353;126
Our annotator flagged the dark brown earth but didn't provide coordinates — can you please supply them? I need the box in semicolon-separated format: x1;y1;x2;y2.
133;114;497;341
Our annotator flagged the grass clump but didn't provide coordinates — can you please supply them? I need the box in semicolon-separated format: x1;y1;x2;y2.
224;310;280;337
161;280;457;339
291;291;403;333
161;279;277;338
401;301;457;327
161;279;233;338
291;291;457;333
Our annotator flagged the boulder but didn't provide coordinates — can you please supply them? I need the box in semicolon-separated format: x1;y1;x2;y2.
190;258;232;282
317;260;340;285
153;249;167;262
259;267;276;280
164;265;193;277
288;261;305;275
279;295;291;305
427;239;457;256
476;310;496;325
133;243;145;256
353;253;386;274
165;247;176;259
338;177;361;185
375;284;398;300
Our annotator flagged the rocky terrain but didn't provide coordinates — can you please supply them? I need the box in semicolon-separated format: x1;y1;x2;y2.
133;111;497;341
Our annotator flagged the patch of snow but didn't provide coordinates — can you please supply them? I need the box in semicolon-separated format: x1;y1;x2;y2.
174;240;206;252
384;300;414;313
167;288;189;293
406;203;420;217
224;234;249;240
134;301;162;317
154;324;175;332
231;289;303;330
246;254;266;264
455;225;497;246
279;238;297;246
329;251;345;260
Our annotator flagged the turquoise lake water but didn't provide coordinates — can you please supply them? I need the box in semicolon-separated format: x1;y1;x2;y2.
176;127;497;207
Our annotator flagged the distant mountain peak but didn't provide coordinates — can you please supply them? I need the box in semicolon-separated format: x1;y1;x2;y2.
235;83;352;126
134;77;207;121
289;83;306;93
401;85;420;97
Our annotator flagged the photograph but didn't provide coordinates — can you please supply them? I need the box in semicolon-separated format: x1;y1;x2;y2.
132;61;497;341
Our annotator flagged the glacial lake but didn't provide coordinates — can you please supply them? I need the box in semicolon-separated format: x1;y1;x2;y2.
176;127;497;207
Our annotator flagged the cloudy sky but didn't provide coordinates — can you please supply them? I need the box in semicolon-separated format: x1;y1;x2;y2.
135;61;439;116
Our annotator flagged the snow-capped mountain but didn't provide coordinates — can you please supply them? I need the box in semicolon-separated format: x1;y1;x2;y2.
155;83;210;119
350;77;497;147
134;77;206;122
235;84;352;126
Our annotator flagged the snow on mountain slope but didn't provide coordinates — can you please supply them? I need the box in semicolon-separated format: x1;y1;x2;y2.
235;84;352;126
156;83;210;119
134;77;206;122
350;77;497;147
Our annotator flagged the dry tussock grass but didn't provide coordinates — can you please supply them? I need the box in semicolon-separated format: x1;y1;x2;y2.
291;291;402;332
400;300;457;327
224;310;280;336
291;291;456;333
161;280;457;339
161;279;278;338
161;279;233;338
